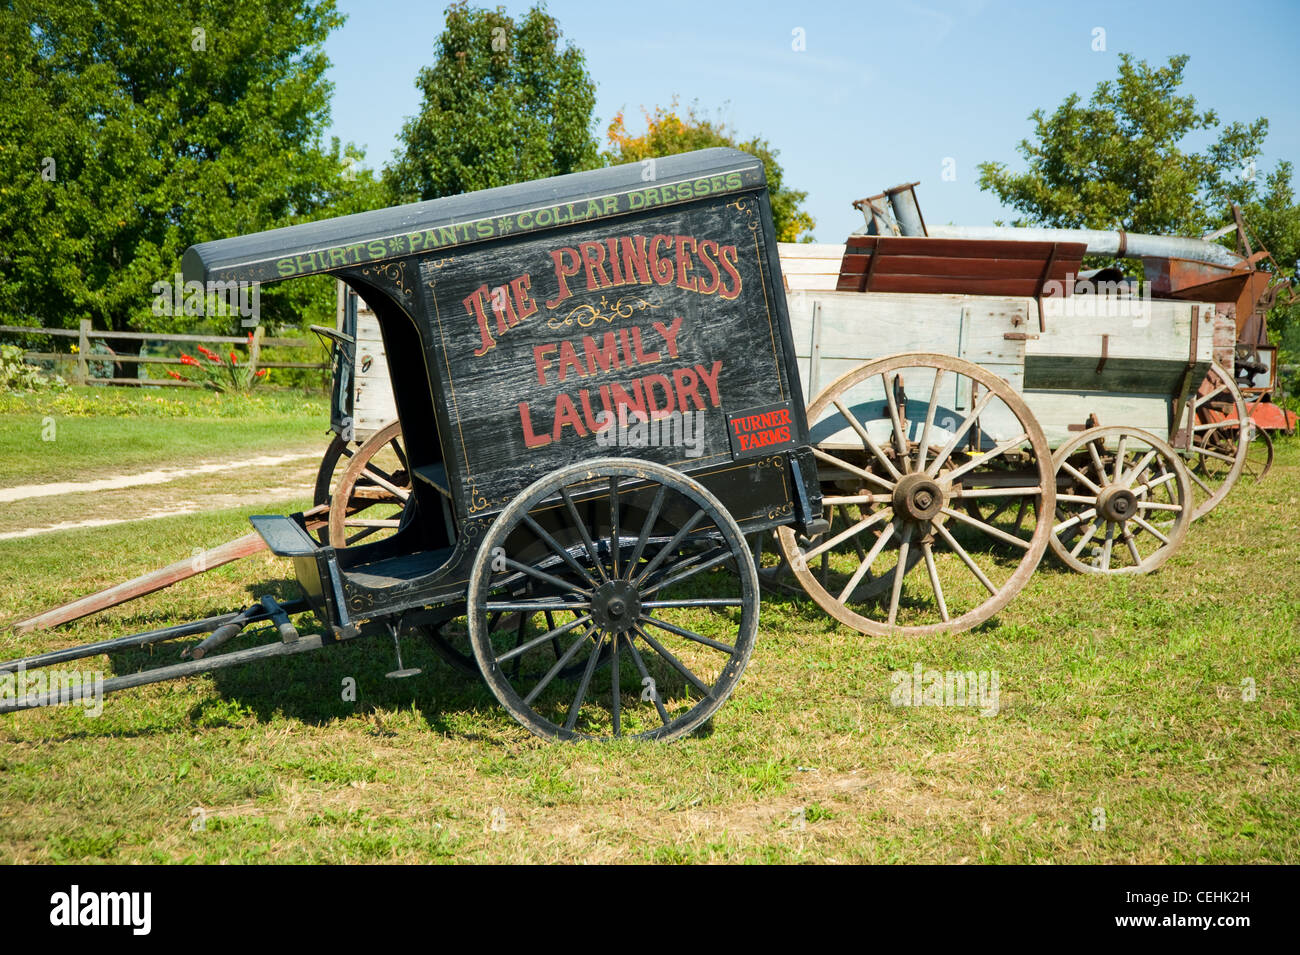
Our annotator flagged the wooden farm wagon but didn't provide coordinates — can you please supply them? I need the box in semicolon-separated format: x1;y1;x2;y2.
763;181;1281;637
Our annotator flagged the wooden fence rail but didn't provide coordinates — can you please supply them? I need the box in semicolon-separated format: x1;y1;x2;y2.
2;321;328;386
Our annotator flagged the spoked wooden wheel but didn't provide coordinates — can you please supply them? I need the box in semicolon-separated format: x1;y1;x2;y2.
468;459;759;742
1175;363;1248;520
326;420;413;548
1049;426;1192;575
313;432;359;544
777;353;1054;636
1241;420;1274;485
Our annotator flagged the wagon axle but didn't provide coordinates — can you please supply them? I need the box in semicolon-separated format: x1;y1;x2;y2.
591;580;641;634
1096;486;1137;523
895;474;946;522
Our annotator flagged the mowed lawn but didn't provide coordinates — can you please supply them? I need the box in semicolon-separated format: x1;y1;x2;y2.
0;386;330;486
0;392;1296;863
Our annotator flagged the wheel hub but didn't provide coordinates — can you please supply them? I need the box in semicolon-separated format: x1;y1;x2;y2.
591;579;641;633
1097;485;1138;523
893;473;946;522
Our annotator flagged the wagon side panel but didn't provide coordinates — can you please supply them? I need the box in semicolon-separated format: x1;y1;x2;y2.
783;289;1030;447
1023;299;1215;445
419;189;809;528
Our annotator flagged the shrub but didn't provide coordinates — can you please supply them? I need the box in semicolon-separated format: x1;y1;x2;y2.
1;344;67;392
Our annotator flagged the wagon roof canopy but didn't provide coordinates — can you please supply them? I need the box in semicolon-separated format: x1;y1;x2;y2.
183;148;766;288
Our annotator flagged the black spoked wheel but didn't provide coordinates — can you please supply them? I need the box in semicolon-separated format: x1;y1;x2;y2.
423;603;584;679
468;459;759;742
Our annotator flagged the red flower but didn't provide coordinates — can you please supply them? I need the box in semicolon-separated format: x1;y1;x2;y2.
230;351;238;365
196;345;218;361
166;370;184;380
247;331;254;344
179;354;200;367
255;368;268;378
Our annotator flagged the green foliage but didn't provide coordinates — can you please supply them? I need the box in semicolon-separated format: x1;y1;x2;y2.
0;343;66;392
978;53;1300;347
386;2;602;202
0;344;66;391
980;55;1247;234
0;0;382;338
0;382;327;419
172;344;267;393
606;99;816;243
1230;162;1300;360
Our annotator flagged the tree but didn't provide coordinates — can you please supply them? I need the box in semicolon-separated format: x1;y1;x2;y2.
979;53;1299;347
386;2;601;202
606;100;816;243
0;0;378;348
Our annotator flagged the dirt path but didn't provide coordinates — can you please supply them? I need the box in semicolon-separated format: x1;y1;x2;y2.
0;453;324;540
0;451;322;504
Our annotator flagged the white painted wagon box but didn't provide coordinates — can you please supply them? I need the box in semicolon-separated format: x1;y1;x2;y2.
775;243;1216;450
336;282;398;442
1026;295;1215;446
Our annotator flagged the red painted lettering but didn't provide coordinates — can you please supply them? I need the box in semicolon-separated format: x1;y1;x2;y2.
546;247;582;308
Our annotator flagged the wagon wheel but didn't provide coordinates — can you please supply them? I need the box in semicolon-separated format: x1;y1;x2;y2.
326;420;413;548
960;449;1039;536
1049;426;1192;575
468;458;759;742
1175;363;1248;520
1241;421;1274;485
312;432;360;542
777;353;1054;636
422;603;596;679
314;433;356;511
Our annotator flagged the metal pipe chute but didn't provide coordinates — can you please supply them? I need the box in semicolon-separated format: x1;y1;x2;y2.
916;224;1246;270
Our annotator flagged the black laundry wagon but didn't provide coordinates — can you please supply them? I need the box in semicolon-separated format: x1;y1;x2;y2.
2;148;825;741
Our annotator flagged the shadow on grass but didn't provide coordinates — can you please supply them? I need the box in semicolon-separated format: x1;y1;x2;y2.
58;570;721;743
101;623;499;737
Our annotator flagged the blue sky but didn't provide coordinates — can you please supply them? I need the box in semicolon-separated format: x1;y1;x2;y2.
323;0;1299;242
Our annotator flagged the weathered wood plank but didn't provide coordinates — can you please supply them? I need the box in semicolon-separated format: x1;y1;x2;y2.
835;274;1080;296
353;308;397;439
1031;299;1213;363
1024;355;1207;394
1023;391;1173;446
839;253;1081;280
777;242;846;260
844;236;1087;260
783;273;840;291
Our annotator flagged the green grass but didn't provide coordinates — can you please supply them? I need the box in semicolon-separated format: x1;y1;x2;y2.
0;429;1296;863
0;386;329;485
